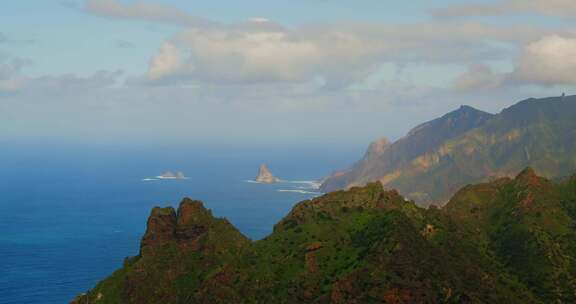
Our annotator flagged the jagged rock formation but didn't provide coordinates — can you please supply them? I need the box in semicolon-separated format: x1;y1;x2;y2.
255;164;280;183
321;95;576;206
73;168;576;304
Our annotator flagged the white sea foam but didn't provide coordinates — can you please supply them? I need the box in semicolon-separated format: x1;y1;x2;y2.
142;178;158;181
149;176;189;180
277;189;323;195
244;178;322;189
282;180;321;189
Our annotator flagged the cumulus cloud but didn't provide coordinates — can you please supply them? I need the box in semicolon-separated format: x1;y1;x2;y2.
147;42;188;81
511;35;576;85
433;0;576;18
453;35;576;90
84;0;215;27
144;21;562;87
82;1;575;88
146;27;384;86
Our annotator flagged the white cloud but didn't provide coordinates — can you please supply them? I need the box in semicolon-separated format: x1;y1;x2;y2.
433;0;576;18
453;35;576;90
84;0;214;27
512;35;576;85
82;1;576;88
144;21;562;87
148;42;187;80
149;27;381;86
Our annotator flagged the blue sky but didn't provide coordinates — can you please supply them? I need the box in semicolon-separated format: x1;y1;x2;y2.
1;0;575;145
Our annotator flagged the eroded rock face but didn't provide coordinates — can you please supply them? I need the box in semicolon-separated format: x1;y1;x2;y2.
140;207;177;256
140;199;221;256
255;164;280;183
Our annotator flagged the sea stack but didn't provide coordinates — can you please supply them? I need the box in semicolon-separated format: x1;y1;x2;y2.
255;164;280;183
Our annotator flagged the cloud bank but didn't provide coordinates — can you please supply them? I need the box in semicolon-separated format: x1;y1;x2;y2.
84;0;215;27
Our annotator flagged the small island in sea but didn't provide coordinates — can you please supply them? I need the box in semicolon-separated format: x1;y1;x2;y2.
255;164;280;183
156;171;186;180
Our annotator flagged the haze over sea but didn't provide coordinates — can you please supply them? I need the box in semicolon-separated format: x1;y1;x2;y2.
0;142;361;304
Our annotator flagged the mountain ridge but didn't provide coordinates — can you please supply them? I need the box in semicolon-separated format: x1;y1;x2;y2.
320;95;576;206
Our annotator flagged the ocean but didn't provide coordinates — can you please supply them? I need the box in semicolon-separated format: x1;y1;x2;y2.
0;143;361;303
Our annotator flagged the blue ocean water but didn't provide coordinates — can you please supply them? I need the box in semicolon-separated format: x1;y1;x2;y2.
0;143;361;304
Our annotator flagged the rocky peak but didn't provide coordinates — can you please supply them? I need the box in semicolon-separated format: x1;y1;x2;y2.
256;164;280;183
407;105;492;137
364;138;390;160
177;198;213;227
140;198;217;256
515;167;545;187
140;207;177;256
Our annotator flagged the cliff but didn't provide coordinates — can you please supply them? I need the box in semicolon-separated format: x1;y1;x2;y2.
73;168;576;303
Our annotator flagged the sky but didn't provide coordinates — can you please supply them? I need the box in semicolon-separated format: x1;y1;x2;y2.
1;0;576;146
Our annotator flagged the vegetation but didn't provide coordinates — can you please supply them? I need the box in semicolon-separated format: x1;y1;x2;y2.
73;169;576;303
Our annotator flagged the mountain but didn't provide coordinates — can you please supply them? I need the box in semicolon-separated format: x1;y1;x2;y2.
72;169;576;303
321;95;576;206
255;164;280;183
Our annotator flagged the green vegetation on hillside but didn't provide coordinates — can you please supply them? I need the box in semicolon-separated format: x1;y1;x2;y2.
73;168;576;303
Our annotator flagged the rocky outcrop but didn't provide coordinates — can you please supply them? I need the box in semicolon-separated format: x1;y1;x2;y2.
140;199;219;256
157;171;186;179
255;164;280;183
140;207;177;256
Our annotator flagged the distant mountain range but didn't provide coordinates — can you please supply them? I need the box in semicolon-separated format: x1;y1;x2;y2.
73;169;576;303
321;95;576;206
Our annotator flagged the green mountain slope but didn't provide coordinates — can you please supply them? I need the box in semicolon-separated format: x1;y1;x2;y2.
73;169;576;304
321;95;576;207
